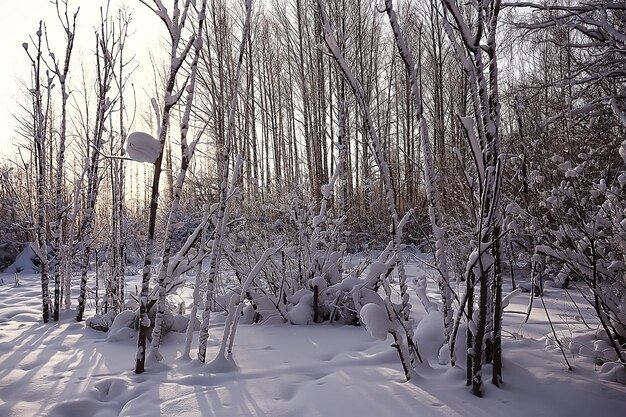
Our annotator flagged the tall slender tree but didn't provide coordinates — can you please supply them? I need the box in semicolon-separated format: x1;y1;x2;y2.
135;0;198;374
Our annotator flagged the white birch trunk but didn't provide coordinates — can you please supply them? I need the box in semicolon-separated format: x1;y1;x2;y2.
183;206;211;358
49;3;78;321
25;22;51;323
136;0;196;374
77;23;120;322
148;0;208;362
222;247;278;358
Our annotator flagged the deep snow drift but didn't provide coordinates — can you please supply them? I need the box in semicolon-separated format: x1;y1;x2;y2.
1;256;625;417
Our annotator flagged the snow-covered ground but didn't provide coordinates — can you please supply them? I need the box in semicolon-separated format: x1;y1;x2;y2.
1;257;626;417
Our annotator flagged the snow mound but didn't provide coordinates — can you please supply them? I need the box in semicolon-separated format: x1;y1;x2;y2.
287;300;313;325
249;291;285;324
48;398;111;417
438;343;451;365
86;310;117;332
203;356;239;373
3;244;37;274
239;304;257;324
599;362;626;384
415;311;445;363
93;378;130;401
311;276;328;291
359;303;390;340
107;310;138;342
171;314;189;333
289;288;312;306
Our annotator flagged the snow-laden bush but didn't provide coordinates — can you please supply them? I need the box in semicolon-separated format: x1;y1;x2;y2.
86;272;191;343
544;327;626;370
599;362;626;384
507;136;626;360
235;270;382;326
216;184;365;326
101;307;190;343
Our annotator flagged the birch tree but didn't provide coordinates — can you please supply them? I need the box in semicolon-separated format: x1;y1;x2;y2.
76;6;128;322
46;0;79;322
149;0;208;362
23;22;53;323
135;0;198;374
108;8;133;315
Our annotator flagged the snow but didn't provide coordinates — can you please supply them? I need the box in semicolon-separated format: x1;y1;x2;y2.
1;256;626;417
287;300;313;325
125;131;161;164
415;310;446;361
311;276;327;291
2;243;37;274
599;362;626;384
107;310;139;342
359;303;390;340
86;310;116;332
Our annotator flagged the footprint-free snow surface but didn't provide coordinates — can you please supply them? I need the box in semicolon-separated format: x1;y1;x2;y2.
1;259;626;417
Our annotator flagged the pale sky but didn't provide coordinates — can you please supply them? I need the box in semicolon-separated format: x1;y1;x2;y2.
0;0;166;160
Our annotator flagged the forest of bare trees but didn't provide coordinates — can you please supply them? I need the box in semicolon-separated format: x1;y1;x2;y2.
0;0;624;397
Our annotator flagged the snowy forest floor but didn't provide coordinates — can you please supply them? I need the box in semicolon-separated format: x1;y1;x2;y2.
1;254;626;417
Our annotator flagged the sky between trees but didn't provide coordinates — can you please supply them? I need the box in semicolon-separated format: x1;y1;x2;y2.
0;0;162;158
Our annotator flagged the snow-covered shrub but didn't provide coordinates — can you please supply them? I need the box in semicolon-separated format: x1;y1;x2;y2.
286;291;314;325
88;294;190;342
415;311;445;362
507;117;626;358
217;182;355;325
599;362;626;384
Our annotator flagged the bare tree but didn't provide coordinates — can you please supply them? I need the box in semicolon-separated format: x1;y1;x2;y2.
440;0;505;395
135;0;200;374
384;0;455;360
23;22;53;323
76;5;128;322
317;0;419;381
149;0;209;362
45;0;79;322
108;8;134;315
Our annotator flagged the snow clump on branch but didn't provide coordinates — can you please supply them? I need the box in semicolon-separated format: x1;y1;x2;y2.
126;132;161;163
